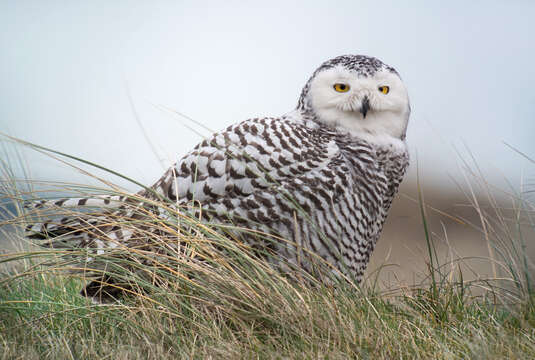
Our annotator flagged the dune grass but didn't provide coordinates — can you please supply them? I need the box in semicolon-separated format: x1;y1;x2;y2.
0;141;534;359
1;268;533;359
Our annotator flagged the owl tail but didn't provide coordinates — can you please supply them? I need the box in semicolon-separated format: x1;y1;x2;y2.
24;193;176;303
24;195;126;245
25;195;127;212
24;195;142;302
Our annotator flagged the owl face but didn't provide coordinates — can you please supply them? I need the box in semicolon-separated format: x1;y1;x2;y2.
302;56;410;142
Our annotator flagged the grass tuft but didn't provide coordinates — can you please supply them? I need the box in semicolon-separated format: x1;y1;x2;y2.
0;139;534;358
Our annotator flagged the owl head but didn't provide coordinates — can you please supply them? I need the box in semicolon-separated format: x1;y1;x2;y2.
297;55;410;141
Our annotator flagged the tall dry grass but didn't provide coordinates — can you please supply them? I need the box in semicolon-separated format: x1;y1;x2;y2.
0;138;534;359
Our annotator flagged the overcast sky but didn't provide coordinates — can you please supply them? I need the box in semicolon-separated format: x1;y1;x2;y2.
1;1;534;193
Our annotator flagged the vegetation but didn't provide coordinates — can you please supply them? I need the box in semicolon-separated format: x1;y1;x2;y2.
0;140;534;359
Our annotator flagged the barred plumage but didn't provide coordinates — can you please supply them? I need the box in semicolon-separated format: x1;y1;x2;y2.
26;54;410;298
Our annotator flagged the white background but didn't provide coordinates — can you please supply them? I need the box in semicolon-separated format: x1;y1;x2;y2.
1;1;534;192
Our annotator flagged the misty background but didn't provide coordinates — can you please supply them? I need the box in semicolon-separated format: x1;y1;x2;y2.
1;1;534;284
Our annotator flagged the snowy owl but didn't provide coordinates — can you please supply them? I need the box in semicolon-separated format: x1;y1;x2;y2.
27;54;410;300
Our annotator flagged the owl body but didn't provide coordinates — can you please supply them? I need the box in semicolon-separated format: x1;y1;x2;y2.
27;55;410;295
148;112;408;281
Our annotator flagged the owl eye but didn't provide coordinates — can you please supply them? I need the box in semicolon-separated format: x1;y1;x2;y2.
378;86;390;94
333;83;350;92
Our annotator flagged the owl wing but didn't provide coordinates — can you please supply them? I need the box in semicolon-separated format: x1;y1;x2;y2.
26;116;339;243
145;116;342;208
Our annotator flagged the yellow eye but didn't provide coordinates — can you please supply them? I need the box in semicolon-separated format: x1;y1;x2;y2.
333;83;350;92
378;86;390;94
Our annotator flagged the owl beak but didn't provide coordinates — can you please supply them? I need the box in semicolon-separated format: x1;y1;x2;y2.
360;96;370;118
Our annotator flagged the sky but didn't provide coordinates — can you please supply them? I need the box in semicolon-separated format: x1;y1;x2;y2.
1;1;534;193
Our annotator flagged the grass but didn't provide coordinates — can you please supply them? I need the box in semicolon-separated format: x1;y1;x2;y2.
1;264;533;359
0;140;534;359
